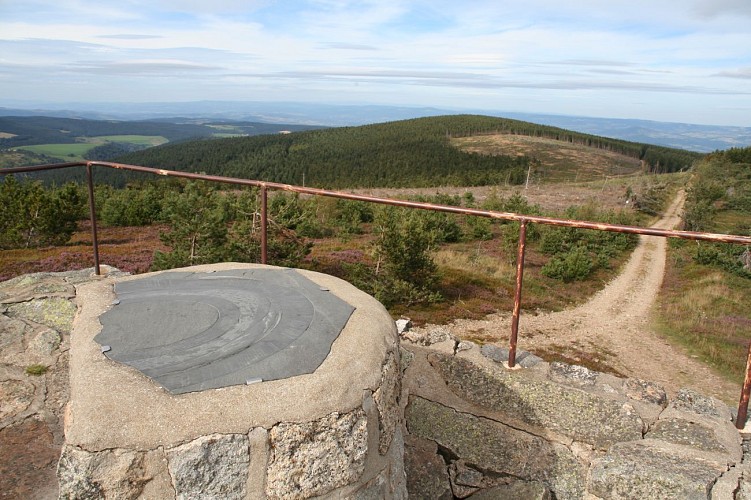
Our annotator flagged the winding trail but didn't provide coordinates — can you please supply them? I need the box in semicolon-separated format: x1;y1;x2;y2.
421;191;740;403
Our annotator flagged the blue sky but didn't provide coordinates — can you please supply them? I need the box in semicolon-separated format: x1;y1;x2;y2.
1;0;750;126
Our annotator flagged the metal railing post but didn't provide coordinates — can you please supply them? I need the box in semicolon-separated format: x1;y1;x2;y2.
5;161;751;395
509;220;528;368
261;185;268;265
86;164;101;276
736;341;751;429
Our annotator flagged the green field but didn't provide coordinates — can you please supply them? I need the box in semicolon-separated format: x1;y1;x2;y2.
89;135;168;146
19;143;95;161
18;135;168;161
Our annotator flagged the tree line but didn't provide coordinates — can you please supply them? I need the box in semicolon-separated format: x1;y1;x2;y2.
25;115;699;188
681;146;751;278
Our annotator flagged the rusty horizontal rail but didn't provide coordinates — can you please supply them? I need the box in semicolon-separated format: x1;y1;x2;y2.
7;161;751;244
3;160;751;428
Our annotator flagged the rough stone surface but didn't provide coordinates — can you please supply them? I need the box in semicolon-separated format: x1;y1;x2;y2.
6;297;77;334
374;348;401;454
403;437;452;500
0;267;119;500
399;347;414;374
648;418;730;454
670;388;728;419
351;467;390;500
401;326;453;346
57;445;165;500
406;397;585;499
0;419;59;500
428;352;644;448
455;341;474;353
0;377;35;421
167;433;249;500
467;481;552;500
548;361;598;387
587;439;729;499
479;344;543;368
624;378;668;406
711;464;748;500
739;470;751;500
266;408;368;499
27;328;61;359
448;461;483;498
0;314;27;363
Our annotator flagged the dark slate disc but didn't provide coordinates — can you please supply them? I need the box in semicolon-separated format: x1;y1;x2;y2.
94;268;355;394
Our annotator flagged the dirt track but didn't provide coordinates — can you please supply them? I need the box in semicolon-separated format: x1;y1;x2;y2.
418;191;741;404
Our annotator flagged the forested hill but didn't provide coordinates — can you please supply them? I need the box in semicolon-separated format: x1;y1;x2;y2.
0;116;318;148
107;115;701;189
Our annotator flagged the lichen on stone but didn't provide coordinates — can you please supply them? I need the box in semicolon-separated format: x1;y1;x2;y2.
266;408;368;499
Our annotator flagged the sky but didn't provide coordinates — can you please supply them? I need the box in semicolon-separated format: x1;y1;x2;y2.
1;0;750;127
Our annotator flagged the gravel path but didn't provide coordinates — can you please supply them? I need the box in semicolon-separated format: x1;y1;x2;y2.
416;191;740;404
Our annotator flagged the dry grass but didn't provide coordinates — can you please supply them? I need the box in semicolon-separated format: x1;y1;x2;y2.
452;134;643;183
656;244;751;381
0;223;167;281
434;247;515;280
534;343;625;377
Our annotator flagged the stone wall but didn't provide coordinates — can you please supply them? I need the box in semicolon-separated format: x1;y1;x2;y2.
58;264;407;499
0;267;129;499
4;266;750;499
400;331;751;499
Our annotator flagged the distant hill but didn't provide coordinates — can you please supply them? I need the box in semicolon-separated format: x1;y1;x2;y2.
497;113;751;154
102;115;700;189
0;116;322;149
3;101;748;152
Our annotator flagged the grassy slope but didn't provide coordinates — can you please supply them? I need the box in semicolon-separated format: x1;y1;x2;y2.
654;150;751;382
453;134;643;183
18;135;169;162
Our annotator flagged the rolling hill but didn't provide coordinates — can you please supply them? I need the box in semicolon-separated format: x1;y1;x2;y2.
0;115;324;167
110;115;700;189
2;114;702;188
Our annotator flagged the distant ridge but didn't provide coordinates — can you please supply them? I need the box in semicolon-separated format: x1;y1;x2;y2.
2;101;748;152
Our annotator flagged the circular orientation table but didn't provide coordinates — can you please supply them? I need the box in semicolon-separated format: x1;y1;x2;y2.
94;268;354;394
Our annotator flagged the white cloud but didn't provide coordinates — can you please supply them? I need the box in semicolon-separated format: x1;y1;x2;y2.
0;0;749;125
715;68;751;79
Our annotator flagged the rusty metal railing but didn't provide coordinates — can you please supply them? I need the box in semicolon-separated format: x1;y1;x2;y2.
3;160;751;428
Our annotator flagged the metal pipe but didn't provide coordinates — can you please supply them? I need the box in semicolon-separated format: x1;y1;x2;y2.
5;160;751;387
736;341;751;430
261;185;268;265
509;220;528;368
86;164;101;276
2;161;751;246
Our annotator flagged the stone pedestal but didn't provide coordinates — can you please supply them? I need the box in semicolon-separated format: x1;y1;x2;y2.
59;263;406;499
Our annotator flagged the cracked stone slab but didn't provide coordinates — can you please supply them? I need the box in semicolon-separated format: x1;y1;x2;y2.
648;417;732;455
669;388;731;420
588;439;730;499
404;437;452;500
5;297;77;334
94;268;355;394
427;352;644;448
406;397;585;499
